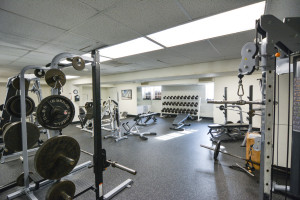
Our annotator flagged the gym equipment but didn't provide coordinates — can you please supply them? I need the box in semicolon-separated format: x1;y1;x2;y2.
136;112;158;126
34;135;80;180
70;56;85;71
46;180;76;200
170;114;191;131
34;69;45;78
12;77;30;91
45;69;66;89
187;95;191;99
5;95;35;118
36;95;75;130
122;117;157;140
3;122;40;152
200;142;260;165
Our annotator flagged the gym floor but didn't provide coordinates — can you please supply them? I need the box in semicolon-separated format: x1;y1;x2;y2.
0;117;261;200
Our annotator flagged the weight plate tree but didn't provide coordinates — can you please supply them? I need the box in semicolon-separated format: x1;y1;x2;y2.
46;180;76;200
5;95;35;118
34;135;80;180
45;69;66;89
3;122;40;152
36;95;75;130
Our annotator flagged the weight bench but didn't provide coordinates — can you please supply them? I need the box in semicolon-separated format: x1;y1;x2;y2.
170;114;191;131
136;112;158;126
207;123;249;142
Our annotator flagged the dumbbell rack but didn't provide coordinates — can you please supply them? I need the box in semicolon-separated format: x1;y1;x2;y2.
7;53;94;200
161;95;201;121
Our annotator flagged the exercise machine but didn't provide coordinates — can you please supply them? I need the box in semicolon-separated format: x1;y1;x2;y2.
136;112;158;126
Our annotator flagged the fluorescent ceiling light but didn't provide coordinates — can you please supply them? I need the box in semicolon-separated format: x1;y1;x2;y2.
148;1;265;47
100;37;163;59
82;53;112;63
66;75;80;79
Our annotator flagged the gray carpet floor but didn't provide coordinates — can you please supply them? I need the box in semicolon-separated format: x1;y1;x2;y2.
0;117;263;200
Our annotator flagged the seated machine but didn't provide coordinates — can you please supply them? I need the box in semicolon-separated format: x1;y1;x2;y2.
122;115;157;140
169;113;191;131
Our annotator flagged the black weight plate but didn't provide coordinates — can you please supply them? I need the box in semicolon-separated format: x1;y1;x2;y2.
36;95;75;130
12;77;30;91
16;172;33;186
46;180;76;200
6;95;35;118
214;141;221;161
2;122;12;132
3;122;40;152
34;69;45;78
45;69;66;89
34;136;80;180
72;56;85;71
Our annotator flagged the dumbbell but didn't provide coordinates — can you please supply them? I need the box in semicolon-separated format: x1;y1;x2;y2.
183;102;187;106
190;102;194;107
162;102;166;105
186;109;190;113
176;96;179;99
180;96;184;99
195;109;198;113
194;103;198;107
182;109;187;113
183;96;187;99
190;109;194;114
191;95;195;99
161;108;165;112
194;111;197;115
163;96;166;99
179;102;183;106
195;95;199;100
187;102;190;107
187;95;191;99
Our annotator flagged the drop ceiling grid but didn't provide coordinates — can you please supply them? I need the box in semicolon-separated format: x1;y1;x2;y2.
0;0;99;30
102;0;189;36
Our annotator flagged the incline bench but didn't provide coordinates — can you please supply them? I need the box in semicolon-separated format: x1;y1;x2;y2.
207;123;249;141
170;114;191;131
136;112;158;126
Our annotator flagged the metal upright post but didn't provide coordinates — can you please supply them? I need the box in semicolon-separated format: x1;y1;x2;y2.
248;85;253;132
92;50;103;200
259;39;276;200
224;87;228;124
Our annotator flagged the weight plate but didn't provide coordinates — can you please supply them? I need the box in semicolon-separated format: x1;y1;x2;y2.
36;95;75;130
34;136;80;180
2;122;12;132
214;141;221;161
12;77;30;91
16;172;33;186
34;69;45;78
72;56;85;71
46;180;76;200
3;122;40;152
85;107;93;120
45;69;66;89
5;95;35;118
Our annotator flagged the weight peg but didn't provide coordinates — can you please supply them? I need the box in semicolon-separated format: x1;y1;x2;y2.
36;95;75;130
34;136;80;180
3;122;40;152
45;69;66;89
5;95;35;118
46;180;75;200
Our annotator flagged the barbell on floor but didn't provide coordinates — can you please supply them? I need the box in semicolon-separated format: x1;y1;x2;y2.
200;141;260;166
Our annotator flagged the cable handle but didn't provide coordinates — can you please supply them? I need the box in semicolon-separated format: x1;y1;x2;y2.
107;160;137;175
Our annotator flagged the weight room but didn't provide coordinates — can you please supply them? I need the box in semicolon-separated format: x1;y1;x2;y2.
0;1;299;200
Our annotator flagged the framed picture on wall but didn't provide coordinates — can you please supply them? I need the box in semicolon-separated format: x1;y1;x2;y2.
121;89;132;100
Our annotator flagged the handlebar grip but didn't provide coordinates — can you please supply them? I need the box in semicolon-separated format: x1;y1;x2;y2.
108;160;137;175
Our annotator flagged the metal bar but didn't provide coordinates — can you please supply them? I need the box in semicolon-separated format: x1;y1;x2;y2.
103;179;133;200
207;100;263;105
248;85;253;131
1;147;38;163
92;50;103;200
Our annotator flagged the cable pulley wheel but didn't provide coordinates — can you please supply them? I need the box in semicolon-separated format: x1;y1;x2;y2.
3;122;40;152
36;95;75;130
46;180;76;200
5;95;35;118
45;69;66;89
71;56;85;71
34;69;45;78
12;77;30;91
34;136;80;180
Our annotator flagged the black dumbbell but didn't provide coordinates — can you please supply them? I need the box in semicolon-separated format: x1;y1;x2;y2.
186;109;190;113
191;95;195;99
190;102;194;107
161;108;165;112
187;95;191;99
163;96;166;99
194;103;198;107
183;102;187;106
187;102;190;107
183;95;187;99
195;109;198;113
179;102;183;106
180;96;184;99
176;96;179;99
195;95;199;100
194;111;197;115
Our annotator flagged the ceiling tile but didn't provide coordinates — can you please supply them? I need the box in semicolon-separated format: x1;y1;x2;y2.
209;30;256;58
0;45;29;57
178;0;261;20
104;0;188;35
0;54;19;65
141;49;192;65
13;51;54;66
0;32;44;50
115;54;169;68
78;0;121;11
0;0;98;30
170;40;221;62
71;14;140;45
36;44;83;56
0;10;65;42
